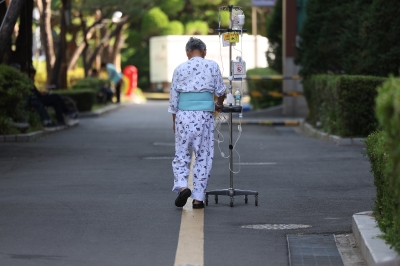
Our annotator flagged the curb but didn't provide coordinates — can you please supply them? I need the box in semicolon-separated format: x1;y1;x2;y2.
79;104;122;118
0;119;79;143
352;212;400;266
300;121;365;146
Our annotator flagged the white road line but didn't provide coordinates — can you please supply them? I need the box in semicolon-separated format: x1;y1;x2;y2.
234;162;277;165
143;157;175;160
174;153;204;266
153;142;175;146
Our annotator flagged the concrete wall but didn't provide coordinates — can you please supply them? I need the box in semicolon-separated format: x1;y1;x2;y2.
283;57;308;117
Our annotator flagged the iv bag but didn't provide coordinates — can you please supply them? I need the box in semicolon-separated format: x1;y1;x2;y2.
232;9;244;30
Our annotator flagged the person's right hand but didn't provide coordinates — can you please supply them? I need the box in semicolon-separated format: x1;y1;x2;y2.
215;102;223;112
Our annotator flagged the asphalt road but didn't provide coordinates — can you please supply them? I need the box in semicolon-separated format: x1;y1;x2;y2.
0;101;375;266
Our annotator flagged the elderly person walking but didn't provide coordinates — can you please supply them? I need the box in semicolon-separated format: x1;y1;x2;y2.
169;37;226;209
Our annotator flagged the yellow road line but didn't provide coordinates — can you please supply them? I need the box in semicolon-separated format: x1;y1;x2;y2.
174;153;204;266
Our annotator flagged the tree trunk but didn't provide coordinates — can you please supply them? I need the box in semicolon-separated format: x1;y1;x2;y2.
0;0;25;62
111;26;124;70
0;2;8;63
67;18;103;72
50;0;69;89
37;0;55;84
14;0;34;72
87;16;128;68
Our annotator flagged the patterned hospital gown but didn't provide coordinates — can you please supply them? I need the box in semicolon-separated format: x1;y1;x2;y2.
168;56;226;201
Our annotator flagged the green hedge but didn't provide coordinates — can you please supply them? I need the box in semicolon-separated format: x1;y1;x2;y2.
365;76;400;253
72;77;108;104
53;89;96;112
72;77;106;91
303;74;385;137
0;65;33;134
246;68;282;110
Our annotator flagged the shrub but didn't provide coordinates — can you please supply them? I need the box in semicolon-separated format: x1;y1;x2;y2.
72;77;108;104
246;68;282;110
365;131;397;245
72;77;105;91
303;74;385;137
53;89;95;112
0;65;32;134
365;76;400;253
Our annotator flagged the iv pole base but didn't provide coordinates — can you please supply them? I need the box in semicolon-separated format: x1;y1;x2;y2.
205;189;258;207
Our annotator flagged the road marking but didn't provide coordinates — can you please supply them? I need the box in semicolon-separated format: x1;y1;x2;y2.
174;153;204;266
142;156;175;160
234;162;277;165
153;142;175;146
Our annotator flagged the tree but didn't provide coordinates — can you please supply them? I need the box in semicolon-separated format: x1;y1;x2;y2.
86;16;129;68
266;0;282;74
13;0;34;72
67;11;103;73
50;0;70;88
141;7;169;37
359;0;400;77
159;0;185;16
295;0;399;78
37;0;55;83
296;0;347;77
185;21;209;35
0;0;25;63
163;20;185;35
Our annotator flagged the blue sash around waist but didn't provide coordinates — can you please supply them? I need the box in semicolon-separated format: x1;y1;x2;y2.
178;92;214;111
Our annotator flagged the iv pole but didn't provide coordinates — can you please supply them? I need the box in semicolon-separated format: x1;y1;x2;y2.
205;5;258;207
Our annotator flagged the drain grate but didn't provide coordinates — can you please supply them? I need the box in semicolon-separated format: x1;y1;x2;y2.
241;224;311;230
288;235;344;266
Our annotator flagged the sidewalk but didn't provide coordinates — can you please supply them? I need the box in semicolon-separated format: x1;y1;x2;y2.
0;119;79;142
296;120;400;265
0;103;123;142
353;212;400;266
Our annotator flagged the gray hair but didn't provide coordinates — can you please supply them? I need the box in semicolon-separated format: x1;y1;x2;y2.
185;37;206;52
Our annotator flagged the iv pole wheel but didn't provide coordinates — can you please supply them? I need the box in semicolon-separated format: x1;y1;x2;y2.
230;197;234;207
214;195;219;204
205;194;209;206
255;195;258;206
244;195;248;204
